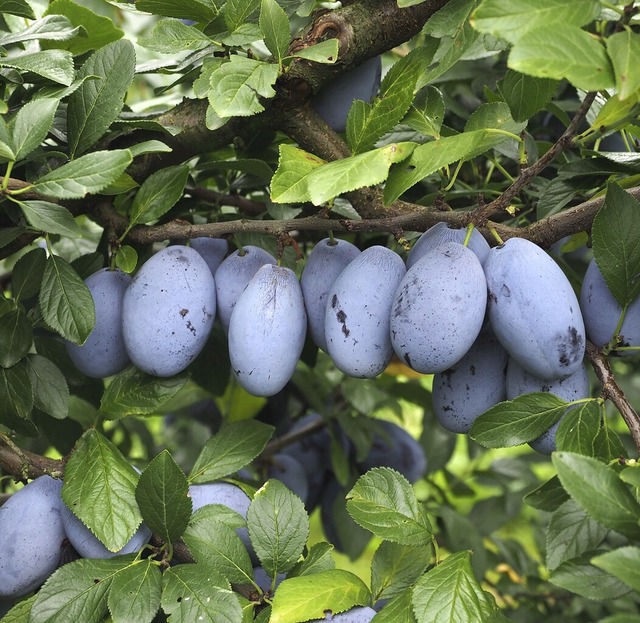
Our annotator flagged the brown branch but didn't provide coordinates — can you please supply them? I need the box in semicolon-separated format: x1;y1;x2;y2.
472;92;598;226
585;341;640;453
186;187;266;216
0;442;65;482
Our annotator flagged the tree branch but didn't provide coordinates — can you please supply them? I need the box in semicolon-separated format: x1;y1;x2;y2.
585;341;640;453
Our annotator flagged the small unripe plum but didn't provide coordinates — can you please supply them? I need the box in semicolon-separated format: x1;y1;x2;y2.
507;358;590;454
122;245;216;377
188;237;228;277
301;238;361;352
312;56;382;132
0;476;66;598
406;222;490;269
390;242;487;374
229;264;307;397
359;420;426;483
189;482;254;558
65;268;132;378
325;246;405;378
433;328;509;434
60;502;151;559
214;245;277;333
580;258;640;355
484;238;585;380
267;453;309;503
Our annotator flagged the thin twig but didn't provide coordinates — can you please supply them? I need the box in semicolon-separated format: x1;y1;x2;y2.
472;92;598;226
585;341;640;453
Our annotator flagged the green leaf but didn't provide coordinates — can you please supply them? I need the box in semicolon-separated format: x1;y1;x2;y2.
138;18;215;53
161;565;243;623
99;365;189;420
291;38;339;63
0;50;74;86
247;479;309;577
29;557;136;623
43;0;124;55
16;200;82;238
0;309;32;368
508;27;615;92
26;354;69;420
9;247;45;302
136;449;192;544
182;514;254;584
0;594;37;622
555;401;601;455
272;143;414;206
594;424;627;462
128;164;189;229
523;476;568;512
270;144;325;203
592;183;640;308
225;0;260;32
471;0;600;44
345;467;433;546
67;39;136;158
347;47;433;154
136;0;219;22
403;86;445;139
469;393;567;448
500;70;558;122
0;360;35;435
39;254;95;345
371;541;434;602
546;499;608;571
115;245;138;273
552;451;640;539
411;551;498;623
549;553;631;601
0;15;82;47
270;569;371;623
288;542;335;578
8;98;58;162
62;429;143;552
32;149;133;199
0;0;35;18
370;587;416;623
384;130;511;204
591;547;640;593
189;419;274;483
607;29;640;101
208;56;279;118
260;0;290;65
107;559;162;623
423;0;476;38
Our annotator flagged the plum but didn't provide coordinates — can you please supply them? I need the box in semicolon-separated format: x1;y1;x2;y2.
266;453;309;503
189;482;254;559
311;606;377;622
484;237;585;380
301;238;361;352
60;502;151;559
390;241;487;374
406;222;490;269
188;237;228;277
65;267;132;378
228;264;307;397
312;56;382;132
580;258;640;355
506;358;590;454
358;420;426;483
325;246;405;378
122;245;216;377
432;328;509;434
214;245;276;333
0;476;66;598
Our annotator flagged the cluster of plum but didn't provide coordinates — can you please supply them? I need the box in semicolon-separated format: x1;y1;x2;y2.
67;220;638;455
